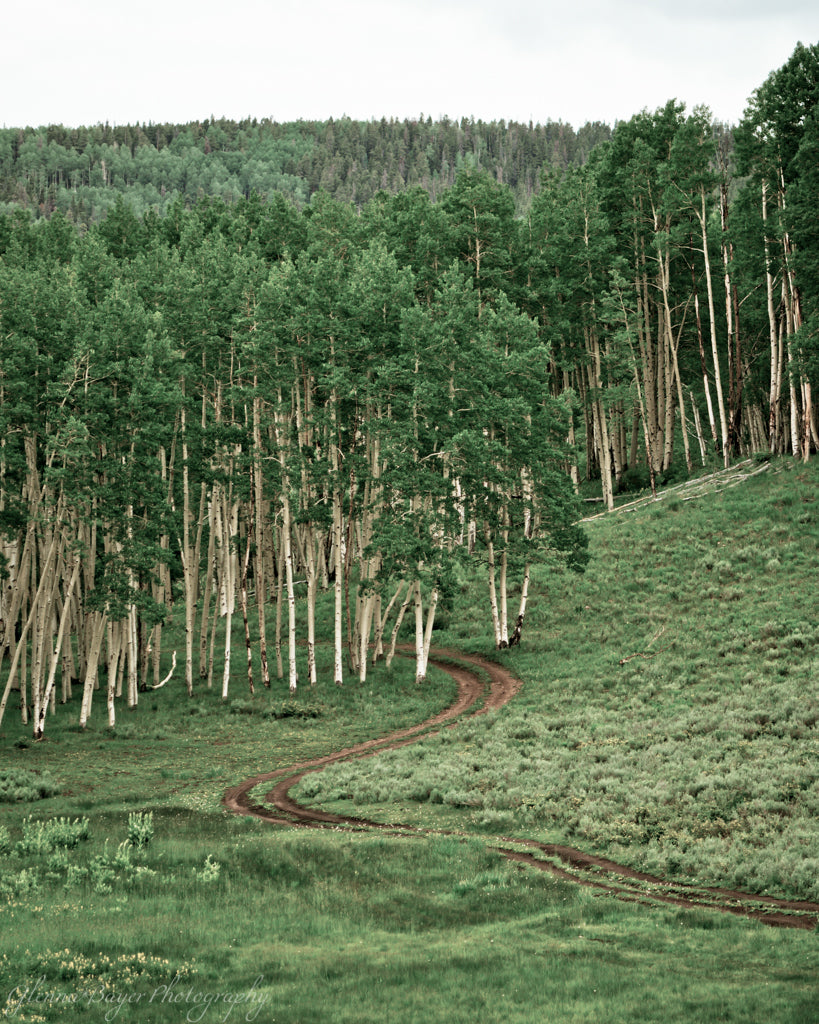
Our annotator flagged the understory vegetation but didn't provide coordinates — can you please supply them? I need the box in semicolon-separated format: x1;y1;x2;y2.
0;458;818;1023
294;458;819;902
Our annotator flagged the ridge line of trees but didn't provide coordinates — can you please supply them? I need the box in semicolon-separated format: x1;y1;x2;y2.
0;115;613;223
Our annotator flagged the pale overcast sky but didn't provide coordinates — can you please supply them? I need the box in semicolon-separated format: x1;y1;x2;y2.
3;0;818;130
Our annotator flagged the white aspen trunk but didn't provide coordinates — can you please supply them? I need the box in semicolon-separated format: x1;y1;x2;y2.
332;488;344;686
775;320;786;453
721;184;738;457
635;271;662;476
584;320;614;509
762;182;782;452
413;579;426;683
30;542;57;733
662;305;676;472
372;593;383;659
693;279;719;452
280;480;298;695
786;339;801;458
669;326;692;474
274;541;284;680
802;380;815;460
252;393;270;687
372;580;404;667
152;446;173;689
34;558;81;739
420;586;439;683
327;361;344;686
498;545;509;647
221;598;233;699
180;402;196;696
303;529;318;688
211;475;239;701
30;582;50;726
79;610;108;729
358;590;376;685
356;430;382;686
107;623;118;730
19;611;27;725
509;563;530;647
199;501;216;684
385;582;413;671
688;389;708;465
240;520;254;695
0;524;34;688
779;183;812;459
0;525;59;728
207;588;218;690
115;632;127;700
699;191;729;467
592;391;614;510
779;277;802;458
60;582;78;704
107;620;123;701
127;602;139;708
617;288;658;497
484;527;503;648
655;239;691;474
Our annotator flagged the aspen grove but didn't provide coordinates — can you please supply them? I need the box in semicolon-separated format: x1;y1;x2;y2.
0;184;587;734
2;43;819;733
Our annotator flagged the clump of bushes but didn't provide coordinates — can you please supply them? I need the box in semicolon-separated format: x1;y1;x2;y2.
15;815;90;854
0;768;60;803
127;811;154;849
229;699;322;719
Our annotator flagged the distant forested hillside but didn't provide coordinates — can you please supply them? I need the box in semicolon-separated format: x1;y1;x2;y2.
0;116;613;223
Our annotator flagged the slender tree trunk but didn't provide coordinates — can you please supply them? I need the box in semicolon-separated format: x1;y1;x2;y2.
484;526;503;648
34;557;80;739
372;580;404;667
386;582;413;671
200;502;216;685
699;189;729;467
413;579;437;684
690;255;719;454
79;610;108;729
763;182;782;452
240;511;255;696
180;402;196;696
508;563;530;647
0;524;60;728
252;393;270;687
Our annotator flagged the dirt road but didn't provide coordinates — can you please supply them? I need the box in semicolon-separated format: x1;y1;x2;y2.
223;647;819;931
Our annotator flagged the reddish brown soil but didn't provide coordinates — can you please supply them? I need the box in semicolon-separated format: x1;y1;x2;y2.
223;648;819;931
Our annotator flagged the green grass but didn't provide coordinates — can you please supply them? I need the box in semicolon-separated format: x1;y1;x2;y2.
298;458;819;904
1;456;819;1023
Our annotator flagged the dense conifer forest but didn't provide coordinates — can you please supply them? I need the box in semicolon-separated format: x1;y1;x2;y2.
0;115;613;222
1;41;818;732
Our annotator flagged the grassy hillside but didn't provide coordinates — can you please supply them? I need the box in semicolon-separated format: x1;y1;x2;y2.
1;456;818;1024
299;456;819;903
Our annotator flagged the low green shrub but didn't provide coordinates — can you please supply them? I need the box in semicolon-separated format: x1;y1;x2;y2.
127;810;154;849
15;815;90;854
0;767;59;802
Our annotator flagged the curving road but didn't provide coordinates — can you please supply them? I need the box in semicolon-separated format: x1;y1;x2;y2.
223;648;819;931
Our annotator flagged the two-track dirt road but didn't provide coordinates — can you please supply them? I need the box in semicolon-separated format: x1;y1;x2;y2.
223;647;819;931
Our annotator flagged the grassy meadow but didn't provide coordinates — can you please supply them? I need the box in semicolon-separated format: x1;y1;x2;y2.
1;455;818;1023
